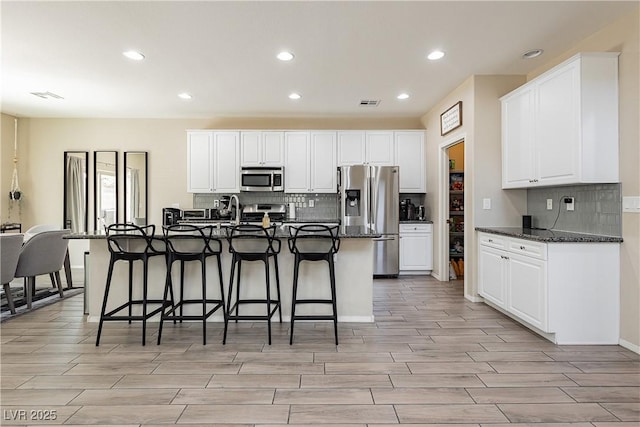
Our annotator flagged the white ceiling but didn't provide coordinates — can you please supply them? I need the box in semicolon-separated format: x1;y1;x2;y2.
1;1;636;119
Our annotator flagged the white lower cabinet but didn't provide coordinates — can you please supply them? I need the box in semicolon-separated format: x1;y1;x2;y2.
399;223;433;274
477;231;619;344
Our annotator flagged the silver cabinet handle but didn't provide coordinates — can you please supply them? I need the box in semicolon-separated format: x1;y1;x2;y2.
373;237;395;241
488;239;493;242
520;245;525;250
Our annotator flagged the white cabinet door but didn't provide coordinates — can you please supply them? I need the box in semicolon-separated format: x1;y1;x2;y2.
535;62;580;186
366;131;394;165
262;131;284;166
337;131;366;165
240;131;261;167
395;131;425;192
187;131;213;193
502;87;536;188
309;132;337;193
478;245;507;308
284;132;310;193
212;132;240;193
507;252;548;331
399;224;433;272
241;131;284;166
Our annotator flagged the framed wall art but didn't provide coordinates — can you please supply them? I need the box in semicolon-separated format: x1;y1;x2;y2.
440;101;462;136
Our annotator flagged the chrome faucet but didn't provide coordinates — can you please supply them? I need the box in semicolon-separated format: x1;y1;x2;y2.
230;194;240;225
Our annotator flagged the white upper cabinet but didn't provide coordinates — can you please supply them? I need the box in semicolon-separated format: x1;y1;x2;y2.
187;131;240;193
395;131;426;192
337;131;394;166
501;52;619;189
212;131;241;193
284;132;310;193
187;131;214;193
284;131;337;193
309;131;337;193
337;131;366;165
365;131;394;165
240;131;284;166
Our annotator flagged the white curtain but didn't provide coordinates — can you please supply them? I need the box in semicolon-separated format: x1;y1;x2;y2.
66;156;85;233
129;168;140;222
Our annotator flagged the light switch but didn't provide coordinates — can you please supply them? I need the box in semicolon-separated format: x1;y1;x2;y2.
482;198;491;210
623;196;640;213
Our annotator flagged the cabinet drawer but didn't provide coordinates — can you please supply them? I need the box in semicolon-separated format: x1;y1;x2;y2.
508;238;547;260
400;223;432;234
478;232;507;250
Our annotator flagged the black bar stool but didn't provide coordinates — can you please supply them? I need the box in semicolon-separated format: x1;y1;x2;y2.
288;224;341;345
223;225;282;345
96;223;171;346
157;224;225;345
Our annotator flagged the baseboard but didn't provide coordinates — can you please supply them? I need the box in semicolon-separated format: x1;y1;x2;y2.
465;294;484;303
619;338;640;354
431;271;443;281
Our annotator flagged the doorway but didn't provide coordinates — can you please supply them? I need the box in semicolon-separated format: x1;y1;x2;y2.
446;142;465;281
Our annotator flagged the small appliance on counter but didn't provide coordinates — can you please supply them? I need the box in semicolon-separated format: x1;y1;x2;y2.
241;203;287;223
400;198;416;221
162;207;182;226
417;205;425;221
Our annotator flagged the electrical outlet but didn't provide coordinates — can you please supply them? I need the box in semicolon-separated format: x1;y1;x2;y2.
213;199;220;208
547;199;553;210
309;199;315;208
564;197;575;211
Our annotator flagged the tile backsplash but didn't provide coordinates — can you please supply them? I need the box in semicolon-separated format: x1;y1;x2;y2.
194;193;339;220
527;183;621;236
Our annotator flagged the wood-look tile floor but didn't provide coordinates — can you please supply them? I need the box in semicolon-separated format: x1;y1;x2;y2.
1;276;638;426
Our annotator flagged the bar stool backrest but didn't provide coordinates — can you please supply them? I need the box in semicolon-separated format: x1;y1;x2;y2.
288;224;340;255
106;223;163;256
163;224;221;255
226;225;281;255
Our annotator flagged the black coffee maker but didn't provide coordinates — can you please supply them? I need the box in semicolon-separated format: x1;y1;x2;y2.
400;198;415;221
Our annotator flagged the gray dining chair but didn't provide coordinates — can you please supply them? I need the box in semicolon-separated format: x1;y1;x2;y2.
1;233;24;314
14;229;71;309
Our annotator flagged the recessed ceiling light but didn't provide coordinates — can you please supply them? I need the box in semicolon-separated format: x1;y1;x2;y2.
397;93;410;100
522;49;544;59
277;51;295;61
289;93;301;100
427;50;445;61
178;93;192;100
123;50;145;61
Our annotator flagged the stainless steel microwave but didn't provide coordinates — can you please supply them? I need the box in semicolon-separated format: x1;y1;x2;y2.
241;167;284;192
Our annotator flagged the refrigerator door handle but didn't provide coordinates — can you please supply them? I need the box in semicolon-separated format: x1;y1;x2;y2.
372;237;395;241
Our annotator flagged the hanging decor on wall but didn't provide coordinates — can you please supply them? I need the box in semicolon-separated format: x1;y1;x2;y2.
8;118;23;220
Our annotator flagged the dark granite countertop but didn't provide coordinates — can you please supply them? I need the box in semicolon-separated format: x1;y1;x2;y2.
66;224;380;240
475;227;623;243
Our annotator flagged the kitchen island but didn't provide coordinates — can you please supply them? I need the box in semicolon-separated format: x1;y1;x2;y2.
71;225;380;323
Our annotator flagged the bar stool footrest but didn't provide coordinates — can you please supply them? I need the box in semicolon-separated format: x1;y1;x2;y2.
162;300;224;321
103;300;168;319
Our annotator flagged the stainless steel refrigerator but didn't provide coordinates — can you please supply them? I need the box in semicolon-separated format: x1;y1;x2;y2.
339;165;399;276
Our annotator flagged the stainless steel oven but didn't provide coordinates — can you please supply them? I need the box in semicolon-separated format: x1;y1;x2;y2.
241;167;284;192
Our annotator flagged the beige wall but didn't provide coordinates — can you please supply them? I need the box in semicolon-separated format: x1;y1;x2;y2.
524;8;639;350
419;75;526;296
0;116;423;230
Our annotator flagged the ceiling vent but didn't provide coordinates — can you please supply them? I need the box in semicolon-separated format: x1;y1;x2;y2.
31;91;64;100
359;99;380;107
